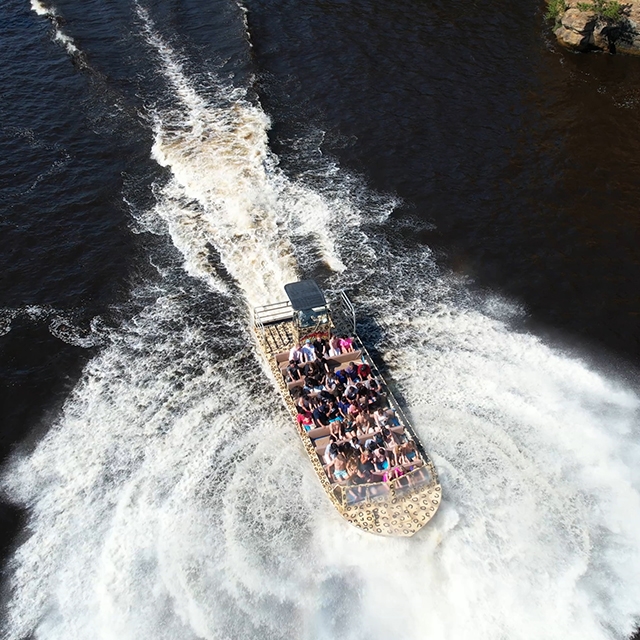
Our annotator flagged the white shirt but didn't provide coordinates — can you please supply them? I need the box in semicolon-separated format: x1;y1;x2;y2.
301;343;316;362
374;411;390;428
324;446;337;466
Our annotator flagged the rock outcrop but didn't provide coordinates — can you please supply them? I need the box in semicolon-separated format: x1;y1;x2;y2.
551;0;640;54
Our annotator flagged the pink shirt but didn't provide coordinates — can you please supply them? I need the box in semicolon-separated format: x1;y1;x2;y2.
339;337;353;351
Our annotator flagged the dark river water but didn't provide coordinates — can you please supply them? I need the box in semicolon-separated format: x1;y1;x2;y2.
1;0;640;638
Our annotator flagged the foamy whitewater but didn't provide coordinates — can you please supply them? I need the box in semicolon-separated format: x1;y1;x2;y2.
4;6;640;640
30;0;81;57
136;4;349;307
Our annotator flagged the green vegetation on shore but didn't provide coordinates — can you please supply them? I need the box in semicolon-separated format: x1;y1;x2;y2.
576;0;624;21
546;0;567;21
545;0;624;22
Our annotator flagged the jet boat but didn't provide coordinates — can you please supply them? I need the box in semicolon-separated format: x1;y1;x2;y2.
253;280;441;536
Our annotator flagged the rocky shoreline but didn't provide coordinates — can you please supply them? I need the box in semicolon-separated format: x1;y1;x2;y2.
550;0;640;53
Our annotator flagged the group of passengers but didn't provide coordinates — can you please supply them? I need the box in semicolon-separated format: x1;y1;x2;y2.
285;334;422;486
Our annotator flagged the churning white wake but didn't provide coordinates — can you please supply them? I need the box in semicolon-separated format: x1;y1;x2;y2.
136;4;352;307
0;304;106;346
4;260;640;640
4;5;640;640
30;0;82;58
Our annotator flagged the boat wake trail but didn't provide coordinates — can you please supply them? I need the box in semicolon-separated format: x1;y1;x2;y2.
4;277;639;640
1;284;328;640
3;4;640;640
0;304;106;347
136;5;349;307
30;0;86;64
338;246;640;639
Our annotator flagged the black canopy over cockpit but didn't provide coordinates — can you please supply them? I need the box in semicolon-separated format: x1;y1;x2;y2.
284;280;331;342
284;280;326;310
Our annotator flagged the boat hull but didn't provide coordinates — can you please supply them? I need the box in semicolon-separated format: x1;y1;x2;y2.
254;318;441;537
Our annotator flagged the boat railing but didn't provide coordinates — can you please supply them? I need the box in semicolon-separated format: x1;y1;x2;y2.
254;289;352;334
352;339;416;444
339;290;357;335
333;465;438;508
333;289;437;476
253;300;294;331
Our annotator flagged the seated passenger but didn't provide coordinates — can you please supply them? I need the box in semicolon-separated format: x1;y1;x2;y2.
373;407;393;429
296;392;313;414
289;343;303;363
372;447;391;474
345;362;360;383
339;335;354;352
334;367;348;386
381;427;401;462
332;454;350;483
387;425;406;445
398;441;422;469
345;384;358;402
382;466;405;483
323;441;339;466
352;463;370;485
301;359;320;378
364;378;387;403
324;372;339;394
348;434;363;453
327;400;341;422
367;380;387;408
362;434;377;450
329;335;342;357
355;408;374;429
329;418;344;440
336;397;351;419
312;403;330;427
346;455;360;477
367;378;380;392
325;447;350;483
367;389;381;410
358;451;374;480
303;374;323;392
313;337;328;359
285;360;301;382
296;409;314;432
357;362;372;380
301;339;317;362
289;382;303;399
356;383;370;402
343;419;357;436
316;353;331;375
359;423;378;441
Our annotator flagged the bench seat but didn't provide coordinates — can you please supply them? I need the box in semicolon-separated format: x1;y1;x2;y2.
313;436;331;452
326;350;362;367
315;427;406;457
279;349;362;371
307;426;330;440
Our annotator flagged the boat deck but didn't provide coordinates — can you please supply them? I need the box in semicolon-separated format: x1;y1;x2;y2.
254;304;441;536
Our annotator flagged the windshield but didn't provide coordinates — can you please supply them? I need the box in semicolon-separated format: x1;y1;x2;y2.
297;307;329;328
